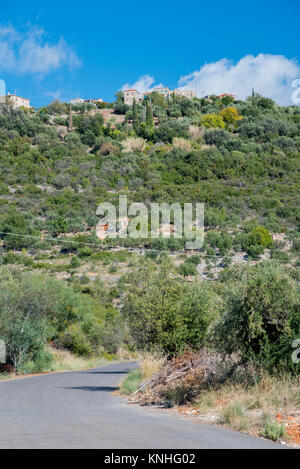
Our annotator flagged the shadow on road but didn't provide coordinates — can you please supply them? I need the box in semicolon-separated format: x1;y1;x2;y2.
84;371;130;375
63;386;118;392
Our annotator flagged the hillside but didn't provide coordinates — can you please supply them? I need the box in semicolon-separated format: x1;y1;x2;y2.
0;93;299;400
0;94;299;259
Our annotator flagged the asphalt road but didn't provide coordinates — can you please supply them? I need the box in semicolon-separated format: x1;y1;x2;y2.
0;361;283;449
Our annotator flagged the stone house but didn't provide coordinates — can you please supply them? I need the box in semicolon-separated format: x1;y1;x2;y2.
123;89;141;106
152;87;170;97
123;87;196;105
172;89;196;99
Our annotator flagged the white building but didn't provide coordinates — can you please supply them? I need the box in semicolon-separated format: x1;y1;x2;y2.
70;98;85;105
0;93;31;109
88;98;103;104
70;98;103;105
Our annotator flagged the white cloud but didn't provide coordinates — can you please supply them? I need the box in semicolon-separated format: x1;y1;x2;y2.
44;90;64;101
122;55;300;105
121;74;164;93
0;25;81;76
178;54;300;105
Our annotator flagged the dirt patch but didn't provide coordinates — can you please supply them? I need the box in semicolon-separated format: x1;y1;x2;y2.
277;413;300;445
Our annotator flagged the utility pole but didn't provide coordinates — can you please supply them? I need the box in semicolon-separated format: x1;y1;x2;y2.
69;104;73;131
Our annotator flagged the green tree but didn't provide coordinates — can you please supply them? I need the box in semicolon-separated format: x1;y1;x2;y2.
132;99;140;134
0;210;38;250
215;262;300;373
1;317;47;372
250;226;273;249
124;262;218;355
146;100;154;128
113;92;129;114
179;261;197;277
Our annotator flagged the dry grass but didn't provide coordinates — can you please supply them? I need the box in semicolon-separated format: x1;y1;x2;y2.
219;402;249;431
120;352;165;396
172;137;192;152
117;347;139;362
122;137;147;153
189;125;205;140
0;371;16;381
200;143;216;151
139;352;165;381
193;372;300;443
49;347;109;372
195;373;300;415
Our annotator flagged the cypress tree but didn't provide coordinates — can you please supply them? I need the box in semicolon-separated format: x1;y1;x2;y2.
146;100;154;128
132;99;140;133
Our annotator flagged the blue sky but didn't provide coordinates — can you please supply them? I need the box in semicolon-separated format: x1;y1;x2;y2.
0;0;299;106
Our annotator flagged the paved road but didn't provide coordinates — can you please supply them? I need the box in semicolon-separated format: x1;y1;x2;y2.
0;362;283;449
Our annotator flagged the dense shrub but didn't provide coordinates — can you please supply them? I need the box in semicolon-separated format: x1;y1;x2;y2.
179;261;197;277
0;267;124;370
215;262;300;373
154;120;189;142
123;261;219;355
204;128;233;146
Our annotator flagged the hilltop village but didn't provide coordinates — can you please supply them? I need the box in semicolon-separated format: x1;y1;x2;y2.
0;87;237;110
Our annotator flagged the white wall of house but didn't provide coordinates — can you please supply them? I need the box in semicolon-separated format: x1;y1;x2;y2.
0;94;31;109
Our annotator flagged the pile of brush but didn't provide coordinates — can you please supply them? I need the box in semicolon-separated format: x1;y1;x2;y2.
133;350;239;407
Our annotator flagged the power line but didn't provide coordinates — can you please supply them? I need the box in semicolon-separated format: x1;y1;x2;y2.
0;230;296;263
